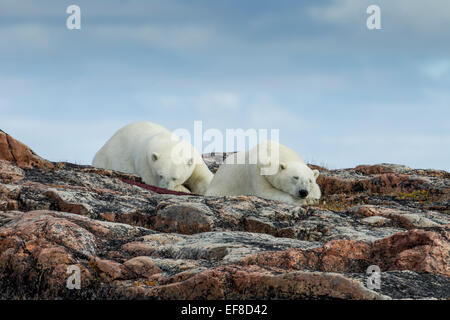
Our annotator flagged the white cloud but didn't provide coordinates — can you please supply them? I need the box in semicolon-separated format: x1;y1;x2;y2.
308;0;366;26
91;24;215;50
0;24;58;51
308;0;450;34
421;60;450;79
0;0;192;19
0;0;60;17
391;0;450;33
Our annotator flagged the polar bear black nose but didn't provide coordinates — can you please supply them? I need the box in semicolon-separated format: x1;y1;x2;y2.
299;189;308;198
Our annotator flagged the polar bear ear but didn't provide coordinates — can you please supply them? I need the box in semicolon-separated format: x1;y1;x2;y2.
313;169;320;179
151;152;160;161
279;163;287;170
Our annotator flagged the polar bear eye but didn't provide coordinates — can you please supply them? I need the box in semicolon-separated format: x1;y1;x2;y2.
172;177;176;181
293;176;299;180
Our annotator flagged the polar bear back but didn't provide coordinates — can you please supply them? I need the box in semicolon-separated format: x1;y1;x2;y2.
92;121;169;174
254;140;305;166
206;147;272;197
206;151;259;196
206;141;321;205
92;121;214;194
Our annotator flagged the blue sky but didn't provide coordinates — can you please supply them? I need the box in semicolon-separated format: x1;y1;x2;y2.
1;0;449;170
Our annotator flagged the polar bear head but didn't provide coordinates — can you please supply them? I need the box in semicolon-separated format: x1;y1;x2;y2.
147;138;196;190
264;161;321;202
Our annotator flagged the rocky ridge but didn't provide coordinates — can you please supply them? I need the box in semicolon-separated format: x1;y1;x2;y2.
0;129;448;299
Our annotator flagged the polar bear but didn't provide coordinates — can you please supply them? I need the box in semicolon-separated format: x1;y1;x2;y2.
92;121;213;194
206;141;321;205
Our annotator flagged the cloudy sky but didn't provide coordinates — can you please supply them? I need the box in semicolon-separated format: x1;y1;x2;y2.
1;0;449;170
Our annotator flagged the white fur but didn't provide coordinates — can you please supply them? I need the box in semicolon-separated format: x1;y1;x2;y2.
206;141;321;205
92;121;213;194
